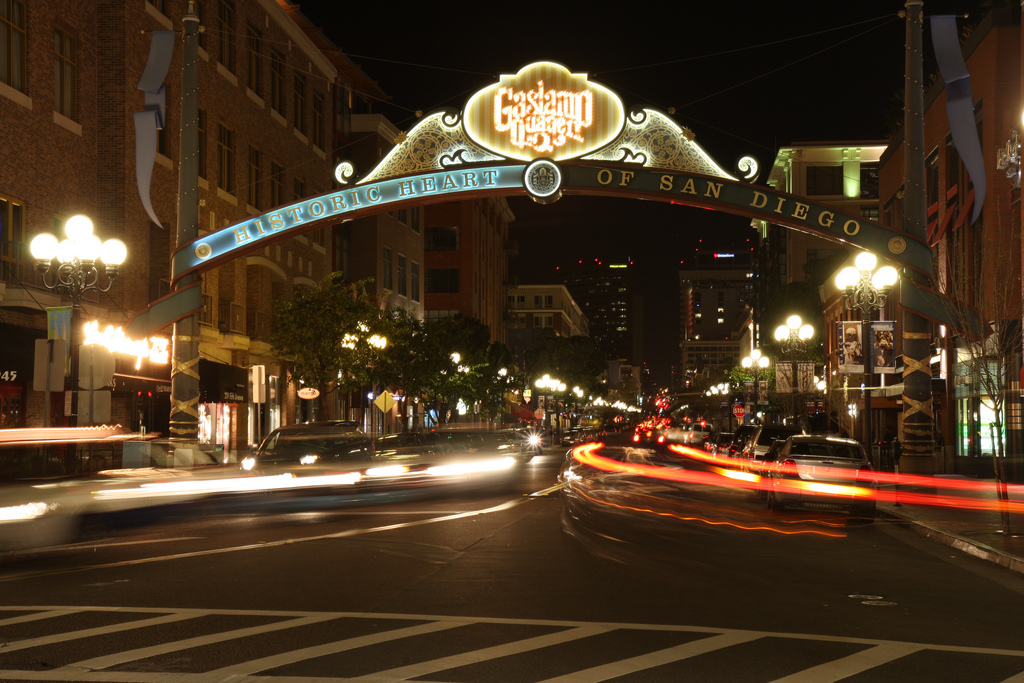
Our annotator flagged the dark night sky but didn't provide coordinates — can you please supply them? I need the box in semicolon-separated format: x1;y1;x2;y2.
298;0;998;386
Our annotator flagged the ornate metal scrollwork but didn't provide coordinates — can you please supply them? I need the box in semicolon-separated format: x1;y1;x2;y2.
996;128;1021;189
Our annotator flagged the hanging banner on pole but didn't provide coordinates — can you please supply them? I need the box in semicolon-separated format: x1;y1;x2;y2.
838;321;864;374
775;361;794;394
871;321;897;373
797;361;816;393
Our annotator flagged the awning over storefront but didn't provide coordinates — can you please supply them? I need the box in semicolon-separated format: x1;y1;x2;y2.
198;359;248;403
506;400;535;421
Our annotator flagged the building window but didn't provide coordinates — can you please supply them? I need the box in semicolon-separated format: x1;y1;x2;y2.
216;0;235;72
246;24;262;96
382;247;393;290
411;262;420;302
544;295;553;308
293;72;306;134
425;226;458;251
270;161;283;206
805;165;843;196
270;49;284;114
246;145;261;208
860;163;880;200
1;0;26;92
312;90;325;149
293;177;304;202
54;29;77;120
425;268;459;293
216;123;234;192
197;108;207;178
397;254;407;297
0;194;25;273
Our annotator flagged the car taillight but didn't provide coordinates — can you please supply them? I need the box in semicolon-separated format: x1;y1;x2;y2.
632;434;640;442
657;435;665;443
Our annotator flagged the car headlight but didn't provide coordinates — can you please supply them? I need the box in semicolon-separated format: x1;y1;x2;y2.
241;457;256;471
299;454;319;465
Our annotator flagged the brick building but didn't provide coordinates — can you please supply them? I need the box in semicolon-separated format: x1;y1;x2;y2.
0;0;339;463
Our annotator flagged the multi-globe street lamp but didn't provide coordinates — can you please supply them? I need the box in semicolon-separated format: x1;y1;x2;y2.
705;382;732;429
30;215;127;472
774;314;814;356
835;251;898;451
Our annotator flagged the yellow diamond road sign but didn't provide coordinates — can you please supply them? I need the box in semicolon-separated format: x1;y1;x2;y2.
374;391;395;414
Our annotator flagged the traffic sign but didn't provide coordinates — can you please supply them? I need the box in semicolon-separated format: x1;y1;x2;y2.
732;404;746;418
374;390;396;414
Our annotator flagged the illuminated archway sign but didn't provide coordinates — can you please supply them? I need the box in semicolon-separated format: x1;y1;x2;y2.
463;61;625;161
128;60;937;337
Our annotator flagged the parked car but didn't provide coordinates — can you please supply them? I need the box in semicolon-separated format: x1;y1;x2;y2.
706;432;734;454
763;434;877;518
744;438;787;480
724;424;759;459
740;424;804;461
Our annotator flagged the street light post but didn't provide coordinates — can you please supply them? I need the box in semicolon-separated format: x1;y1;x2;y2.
30;215;127;473
835;252;898;453
774;315;814;424
741;349;770;421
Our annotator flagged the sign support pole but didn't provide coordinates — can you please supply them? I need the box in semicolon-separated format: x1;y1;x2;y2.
169;2;201;446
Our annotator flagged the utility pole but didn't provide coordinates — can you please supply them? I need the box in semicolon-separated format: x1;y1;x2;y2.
901;0;937;472
169;1;201;447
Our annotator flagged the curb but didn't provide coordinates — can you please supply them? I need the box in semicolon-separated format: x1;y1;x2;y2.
878;508;1024;576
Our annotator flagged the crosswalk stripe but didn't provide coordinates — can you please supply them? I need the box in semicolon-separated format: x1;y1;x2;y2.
768;642;925;683
59;613;342;672
0;608;80;626
536;631;764;682
362;624;608;680
0;611;201;652
205;619;468;677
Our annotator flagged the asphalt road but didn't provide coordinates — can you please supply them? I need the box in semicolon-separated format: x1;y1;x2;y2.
2;436;1024;682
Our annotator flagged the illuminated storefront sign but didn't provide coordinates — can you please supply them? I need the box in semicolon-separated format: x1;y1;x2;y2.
464;62;624;161
83;320;169;367
173;164;526;282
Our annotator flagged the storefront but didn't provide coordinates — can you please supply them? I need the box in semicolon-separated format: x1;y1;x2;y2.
198;358;250;459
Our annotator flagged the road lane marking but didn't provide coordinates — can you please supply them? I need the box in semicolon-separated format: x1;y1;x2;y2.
206;619;468;677
768;642;925;682
364;625;608;680
535;631;764;682
0;499;528;582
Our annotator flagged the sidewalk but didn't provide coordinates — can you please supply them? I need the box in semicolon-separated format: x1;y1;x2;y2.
877;476;1024;575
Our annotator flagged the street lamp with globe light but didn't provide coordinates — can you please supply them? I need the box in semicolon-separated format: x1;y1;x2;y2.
835;251;898;451
30;215;127;473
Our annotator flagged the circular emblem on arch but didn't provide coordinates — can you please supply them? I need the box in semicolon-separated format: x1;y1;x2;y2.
524;159;562;204
888;236;907;255
195;243;213;260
